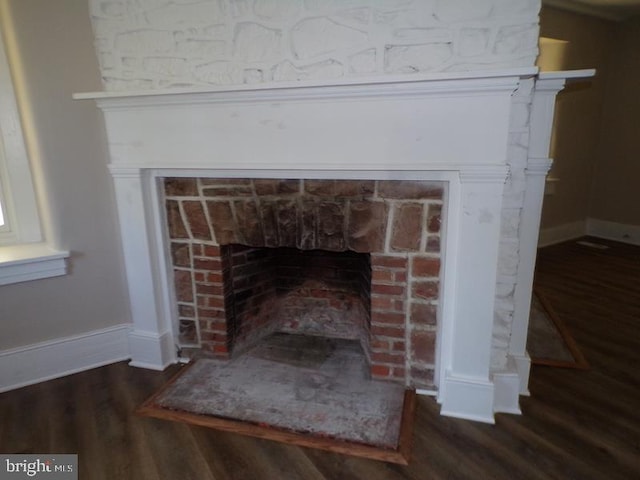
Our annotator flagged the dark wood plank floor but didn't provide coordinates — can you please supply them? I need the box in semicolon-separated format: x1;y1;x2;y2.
1;237;639;479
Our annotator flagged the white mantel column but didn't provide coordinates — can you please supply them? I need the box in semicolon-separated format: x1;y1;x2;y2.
439;168;509;423
111;167;176;369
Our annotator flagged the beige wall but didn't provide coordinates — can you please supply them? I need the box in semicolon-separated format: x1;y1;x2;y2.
0;0;130;350
590;17;640;225
538;6;615;229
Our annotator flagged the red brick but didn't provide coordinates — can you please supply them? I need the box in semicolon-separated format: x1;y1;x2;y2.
411;302;437;325
410;366;435;387
412;281;439;300
371;296;393;310
316;201;346;251
394;300;405;311
371;325;404;338
411;330;436;364
200;331;227;342
173;270;193;302
206;319;227;332
427;204;442;233
196;284;223;295
371;352;404;365
207;273;224;284
390;367;406;379
195;257;221;271
372;268;394;283
235;200;264;246
370;339;390;351
203;245;221;257
392;341;406;352
197;308;225;321
347;200;387;253
391;203;423;252
371;284;405;296
171;242;191;268
394;271;408;283
193;259;222;273
254;179;300;195
213;344;229;354
183;201;213;240
206;296;225;308
370;365;390;377
412;257;440;277
305;179;374;197
207;201;238;245
165;178;198;196
378;181;444;200
178;304;195;318
201;178;251;186
194;272;205;282
166;200;189;239
203;186;253;197
371;311;405;325
426;235;440;253
371;255;408;269
201;343;230;359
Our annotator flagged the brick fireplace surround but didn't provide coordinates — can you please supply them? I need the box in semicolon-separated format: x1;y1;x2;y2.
77;69;579;423
165;177;443;388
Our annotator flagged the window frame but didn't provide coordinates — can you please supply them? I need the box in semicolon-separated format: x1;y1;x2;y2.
0;17;68;285
0;23;42;246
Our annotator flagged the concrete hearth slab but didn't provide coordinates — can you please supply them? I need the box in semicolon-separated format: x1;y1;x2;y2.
139;333;412;460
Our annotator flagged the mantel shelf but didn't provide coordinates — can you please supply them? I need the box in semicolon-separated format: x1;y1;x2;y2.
73;67;538;102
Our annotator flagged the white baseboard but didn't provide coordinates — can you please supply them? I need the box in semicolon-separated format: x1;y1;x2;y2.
0;324;131;393
492;355;525;415
439;375;496;424
586;218;640;246
492;371;522;415
128;329;176;370
512;353;531;396
538;220;586;247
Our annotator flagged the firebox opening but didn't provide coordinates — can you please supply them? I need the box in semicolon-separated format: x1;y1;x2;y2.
222;244;372;360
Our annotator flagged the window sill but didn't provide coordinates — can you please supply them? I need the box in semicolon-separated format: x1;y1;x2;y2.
0;243;70;286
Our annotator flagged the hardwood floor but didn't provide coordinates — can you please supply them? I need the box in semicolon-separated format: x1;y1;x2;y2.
1;237;639;479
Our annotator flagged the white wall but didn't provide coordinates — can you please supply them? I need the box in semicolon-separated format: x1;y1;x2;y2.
90;0;541;90
538;6;614;232
590;17;640;227
537;9;640;246
0;0;131;350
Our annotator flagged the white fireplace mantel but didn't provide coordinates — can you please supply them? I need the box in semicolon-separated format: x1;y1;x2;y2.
76;68;581;423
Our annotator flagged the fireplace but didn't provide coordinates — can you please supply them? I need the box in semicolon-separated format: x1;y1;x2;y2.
77;69;574;422
164;177;443;387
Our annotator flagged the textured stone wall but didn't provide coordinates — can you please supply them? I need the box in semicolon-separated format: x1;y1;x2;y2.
491;78;534;371
89;0;541;91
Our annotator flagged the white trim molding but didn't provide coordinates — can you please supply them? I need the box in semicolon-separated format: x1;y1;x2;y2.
0;243;69;286
0;324;131;393
538;220;587;247
587;218;640;246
